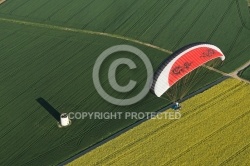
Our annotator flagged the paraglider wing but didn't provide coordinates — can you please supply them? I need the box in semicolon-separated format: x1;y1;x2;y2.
151;43;225;97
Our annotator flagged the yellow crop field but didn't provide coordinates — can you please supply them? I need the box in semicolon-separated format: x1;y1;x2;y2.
68;78;250;166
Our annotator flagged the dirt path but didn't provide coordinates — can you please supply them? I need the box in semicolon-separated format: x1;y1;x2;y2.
229;60;250;83
0;17;249;83
204;60;250;83
204;60;250;84
0;0;6;5
230;60;250;75
203;65;229;76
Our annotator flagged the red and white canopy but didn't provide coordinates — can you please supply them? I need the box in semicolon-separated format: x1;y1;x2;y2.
151;43;225;97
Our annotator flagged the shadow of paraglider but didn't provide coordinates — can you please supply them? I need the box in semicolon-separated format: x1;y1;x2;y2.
36;97;60;122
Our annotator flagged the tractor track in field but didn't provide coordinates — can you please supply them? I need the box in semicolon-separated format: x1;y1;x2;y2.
0;17;172;54
0;17;249;84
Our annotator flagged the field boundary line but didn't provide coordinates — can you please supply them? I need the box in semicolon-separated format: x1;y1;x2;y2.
58;76;229;166
0;17;173;54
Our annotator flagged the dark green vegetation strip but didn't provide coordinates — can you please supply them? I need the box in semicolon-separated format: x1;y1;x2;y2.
0;0;249;165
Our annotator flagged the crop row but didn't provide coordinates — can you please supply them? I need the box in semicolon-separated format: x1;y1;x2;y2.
68;78;250;165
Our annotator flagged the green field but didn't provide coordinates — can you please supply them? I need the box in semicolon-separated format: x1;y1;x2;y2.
68;79;250;165
0;21;171;165
0;20;224;166
0;0;249;72
0;0;250;165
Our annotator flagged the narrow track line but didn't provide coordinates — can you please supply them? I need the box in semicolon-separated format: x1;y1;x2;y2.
162;108;250;166
0;17;249;84
0;17;173;54
229;60;250;83
219;143;250;165
203;65;230;76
